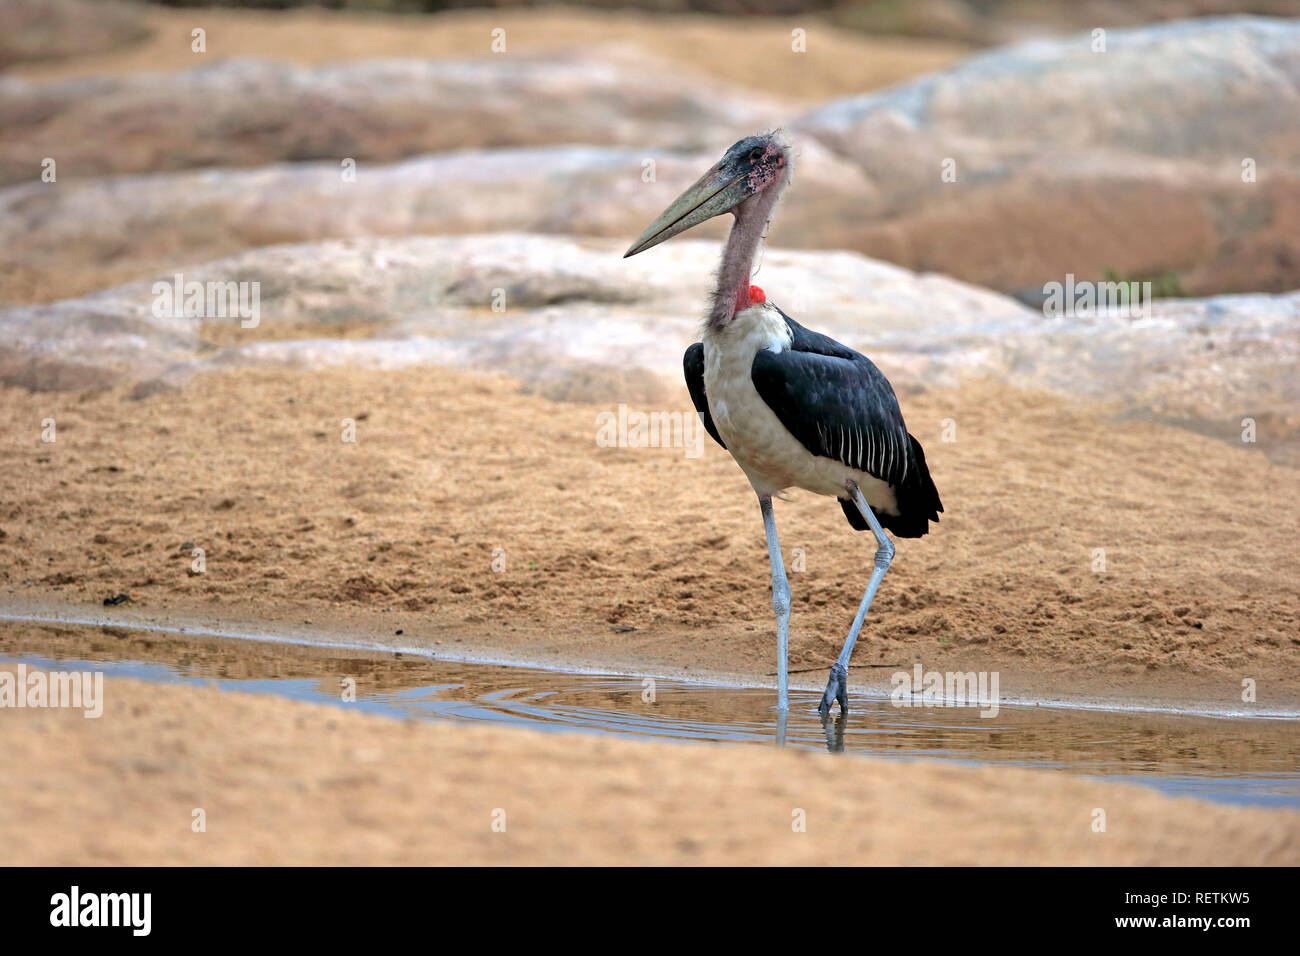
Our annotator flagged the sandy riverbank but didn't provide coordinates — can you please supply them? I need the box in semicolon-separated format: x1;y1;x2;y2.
2;363;1296;713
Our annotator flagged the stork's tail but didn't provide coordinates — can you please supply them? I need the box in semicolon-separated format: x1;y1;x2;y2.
840;434;943;538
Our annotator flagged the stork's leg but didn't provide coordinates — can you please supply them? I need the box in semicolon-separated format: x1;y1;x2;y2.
759;495;791;712
819;483;895;716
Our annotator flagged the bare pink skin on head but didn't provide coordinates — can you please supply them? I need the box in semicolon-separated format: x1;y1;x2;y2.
710;135;791;331
744;141;787;192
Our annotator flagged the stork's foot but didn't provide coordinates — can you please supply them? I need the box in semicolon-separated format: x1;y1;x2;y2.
817;662;849;716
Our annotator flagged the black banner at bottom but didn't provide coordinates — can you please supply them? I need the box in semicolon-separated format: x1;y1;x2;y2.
0;866;1280;942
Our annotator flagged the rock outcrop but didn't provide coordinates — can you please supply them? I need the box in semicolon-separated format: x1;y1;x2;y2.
4;234;1293;461
795;17;1300;295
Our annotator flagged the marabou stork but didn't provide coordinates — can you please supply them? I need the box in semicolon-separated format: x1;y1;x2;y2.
624;130;943;716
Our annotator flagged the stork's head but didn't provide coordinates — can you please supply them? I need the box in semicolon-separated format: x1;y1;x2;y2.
623;130;792;258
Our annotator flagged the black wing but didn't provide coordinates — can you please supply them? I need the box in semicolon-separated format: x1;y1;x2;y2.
683;342;725;450
750;310;942;538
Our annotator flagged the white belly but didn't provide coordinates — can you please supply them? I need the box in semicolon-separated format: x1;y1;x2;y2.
702;305;898;511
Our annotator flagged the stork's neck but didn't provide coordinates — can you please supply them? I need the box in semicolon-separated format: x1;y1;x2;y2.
708;176;787;331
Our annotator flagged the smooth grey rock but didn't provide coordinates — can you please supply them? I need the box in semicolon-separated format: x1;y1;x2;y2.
0;52;782;187
2;234;1293;462
0;141;874;288
0;0;145;69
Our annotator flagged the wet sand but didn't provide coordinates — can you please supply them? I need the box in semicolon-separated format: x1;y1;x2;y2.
5;619;1297;796
2;663;1295;866
2;365;1296;713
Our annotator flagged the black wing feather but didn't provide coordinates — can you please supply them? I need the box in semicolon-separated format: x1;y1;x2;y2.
683;342;725;450
751;310;943;538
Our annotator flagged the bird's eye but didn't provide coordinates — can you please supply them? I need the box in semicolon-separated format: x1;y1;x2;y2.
748;147;764;163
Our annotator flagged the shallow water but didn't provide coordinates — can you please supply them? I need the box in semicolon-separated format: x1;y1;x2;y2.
2;620;1297;808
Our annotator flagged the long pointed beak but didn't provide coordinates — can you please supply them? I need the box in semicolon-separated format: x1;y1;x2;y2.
624;160;752;258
